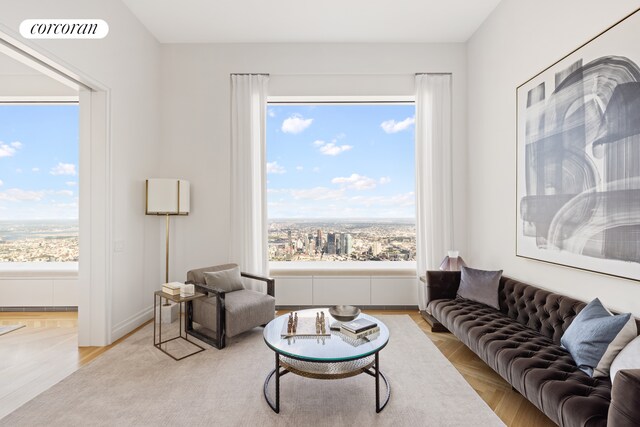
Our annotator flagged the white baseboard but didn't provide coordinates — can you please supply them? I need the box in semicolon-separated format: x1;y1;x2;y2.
110;305;154;343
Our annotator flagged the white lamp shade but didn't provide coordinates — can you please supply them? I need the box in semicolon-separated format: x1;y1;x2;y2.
146;179;190;214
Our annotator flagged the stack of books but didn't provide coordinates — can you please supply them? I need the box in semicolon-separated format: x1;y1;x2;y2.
340;318;380;340
162;282;183;296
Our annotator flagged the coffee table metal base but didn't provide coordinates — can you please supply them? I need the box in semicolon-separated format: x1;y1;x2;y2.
263;351;390;413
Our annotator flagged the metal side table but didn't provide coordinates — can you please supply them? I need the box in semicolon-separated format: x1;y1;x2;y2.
153;290;206;361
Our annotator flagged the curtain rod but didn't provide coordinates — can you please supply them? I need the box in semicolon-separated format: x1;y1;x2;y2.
415;72;453;76
230;73;270;76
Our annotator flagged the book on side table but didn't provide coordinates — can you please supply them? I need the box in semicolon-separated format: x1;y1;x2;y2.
162;282;182;296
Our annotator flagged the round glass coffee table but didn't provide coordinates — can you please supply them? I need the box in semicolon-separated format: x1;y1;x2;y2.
263;308;390;413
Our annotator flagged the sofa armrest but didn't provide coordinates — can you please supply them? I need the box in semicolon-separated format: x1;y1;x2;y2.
608;369;640;426
426;270;461;305
241;272;275;298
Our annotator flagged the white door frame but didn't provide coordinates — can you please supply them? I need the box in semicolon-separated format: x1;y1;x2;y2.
0;27;112;346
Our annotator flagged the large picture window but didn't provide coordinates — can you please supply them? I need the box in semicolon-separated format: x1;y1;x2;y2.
267;102;415;262
0;103;79;263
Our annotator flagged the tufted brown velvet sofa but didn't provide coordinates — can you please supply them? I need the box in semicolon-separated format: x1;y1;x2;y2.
426;271;640;427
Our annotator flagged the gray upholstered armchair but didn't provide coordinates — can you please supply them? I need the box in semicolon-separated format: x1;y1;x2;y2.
184;263;275;349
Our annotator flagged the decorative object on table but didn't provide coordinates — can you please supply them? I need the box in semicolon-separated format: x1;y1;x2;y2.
340;325;381;341
184;264;276;349
0;324;25;336
439;250;466;271
329;305;361;322
161;282;182;296
180;283;195;297
328;305;361;330
340;318;378;334
516;8;640;281
281;312;330;338
146;178;190;323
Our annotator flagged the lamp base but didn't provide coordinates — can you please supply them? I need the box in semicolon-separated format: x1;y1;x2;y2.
155;301;179;324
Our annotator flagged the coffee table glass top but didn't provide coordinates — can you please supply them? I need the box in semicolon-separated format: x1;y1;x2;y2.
263;308;389;362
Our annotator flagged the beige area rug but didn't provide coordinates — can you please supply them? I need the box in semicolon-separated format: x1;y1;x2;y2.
0;325;25;336
1;315;504;427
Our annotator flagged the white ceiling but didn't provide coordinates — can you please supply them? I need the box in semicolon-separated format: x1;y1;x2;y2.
122;0;501;43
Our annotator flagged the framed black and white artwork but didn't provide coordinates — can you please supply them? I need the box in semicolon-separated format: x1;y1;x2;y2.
516;8;640;281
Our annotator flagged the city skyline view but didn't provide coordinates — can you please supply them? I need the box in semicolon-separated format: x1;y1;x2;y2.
0;104;79;221
267;104;416;261
267;103;416;219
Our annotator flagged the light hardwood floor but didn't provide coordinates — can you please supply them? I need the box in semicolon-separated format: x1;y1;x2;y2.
0;310;555;426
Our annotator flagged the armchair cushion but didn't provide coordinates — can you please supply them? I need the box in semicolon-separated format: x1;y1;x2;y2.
187;263;238;286
192;289;275;338
204;266;244;292
225;290;275;338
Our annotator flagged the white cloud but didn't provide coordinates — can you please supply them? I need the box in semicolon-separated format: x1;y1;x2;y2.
0;144;17;158
32;167;40;172
266;161;286;174
379;176;391;185
281;114;313;134
10;141;22;149
312;167;320;173
381;116;415;134
319;142;353;156
331;174;377;190
313;140;325;146
268;108;276;118
349;192;415;207
296;166;304;171
0;188;45;202
66;181;77;186
290;187;345;201
0;180;3;186
50;162;77;176
56;190;74;197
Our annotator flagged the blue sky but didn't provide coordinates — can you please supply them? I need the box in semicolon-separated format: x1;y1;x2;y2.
267;104;415;219
0;104;79;220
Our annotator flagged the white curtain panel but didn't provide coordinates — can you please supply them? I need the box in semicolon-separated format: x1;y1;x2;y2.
229;74;270;289
415;74;453;311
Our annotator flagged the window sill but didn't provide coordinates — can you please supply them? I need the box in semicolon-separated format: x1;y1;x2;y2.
269;261;417;277
0;262;79;279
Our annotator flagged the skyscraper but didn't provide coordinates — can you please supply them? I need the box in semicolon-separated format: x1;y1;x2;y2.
327;232;336;255
345;233;353;255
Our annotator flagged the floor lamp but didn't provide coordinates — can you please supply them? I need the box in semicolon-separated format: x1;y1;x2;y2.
146;179;190;319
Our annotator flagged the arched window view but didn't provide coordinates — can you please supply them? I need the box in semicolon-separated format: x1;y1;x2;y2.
0;104;79;263
267;103;416;262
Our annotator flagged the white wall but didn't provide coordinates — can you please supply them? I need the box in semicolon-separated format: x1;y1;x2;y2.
0;0;163;341
467;0;640;315
159;43;468;282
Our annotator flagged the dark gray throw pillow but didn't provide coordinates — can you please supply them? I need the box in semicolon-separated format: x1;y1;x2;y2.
456;266;502;310
204;266;244;292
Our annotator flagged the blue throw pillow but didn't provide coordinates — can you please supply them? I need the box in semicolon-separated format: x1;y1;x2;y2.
561;298;637;377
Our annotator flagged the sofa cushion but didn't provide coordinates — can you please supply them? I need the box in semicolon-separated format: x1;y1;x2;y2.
561;298;636;377
457;266;502;309
610;336;640;383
